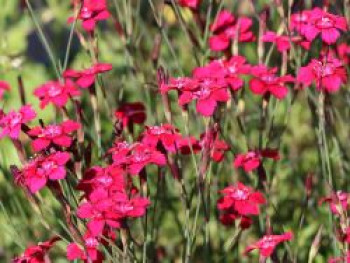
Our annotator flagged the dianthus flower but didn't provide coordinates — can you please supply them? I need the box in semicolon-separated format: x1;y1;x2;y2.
249;65;294;99
115;102;146;131
234;149;280;172
0;105;36;139
244;232;293;257
77;188;150;236
319;191;350;215
13;236;60;263
34;79;80;109
142;124;179;151
217;182;266;216
297;56;347;93
67;233;104;263
63;63;112;88
337;43;350;65
127;143;167;174
305;8;346;44
77;165;125;199
178;0;201;10
262;31;311;52
193;56;250;91
15;151;70;193
209;10;255;51
68;0;110;32
0;80;10;100
28;120;81;152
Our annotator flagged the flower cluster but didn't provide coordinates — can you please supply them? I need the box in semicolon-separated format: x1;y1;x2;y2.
162;55;251;116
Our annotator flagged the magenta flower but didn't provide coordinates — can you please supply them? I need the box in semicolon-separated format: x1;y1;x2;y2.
142;124;180;152
77;188;120;236
63;63;112;88
319;191;350;215
218;182;266;216
68;0;110;32
249;65;294;99
28;120;81;152
193;56;251;91
127;143;167;175
13;236;60;263
0;80;10;100
297;56;347;93
298;8;347;45
178;0;201;10
77;188;150;236
34;79;80;109
337;43;350;65
77;165;125;199
15;151;70;193
0;105;36;139
115;102;146;130
244;232;293;257
67;233;104;262
209;10;255;51
262;31;311;52
234;149;280;172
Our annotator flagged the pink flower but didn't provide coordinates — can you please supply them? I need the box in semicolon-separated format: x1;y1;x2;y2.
209;10;255;51
127;143;167;175
34;79;80;109
115;102;146;130
337;43;350;65
77;188;150;236
13;236;60;263
218;182;266;216
298;8;347;45
15;152;70;193
68;0;110;32
28;120;81;152
249;65;294;99
262;31;311;52
0;80;10;100
319;191;350;215
63;63;112;88
77;165;125;199
178;0;201;10
142;124;180;152
297;56;347;93
0;105;36;139
234;149;280;172
193;56;251;91
244;232;293;257
67;233;104;262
